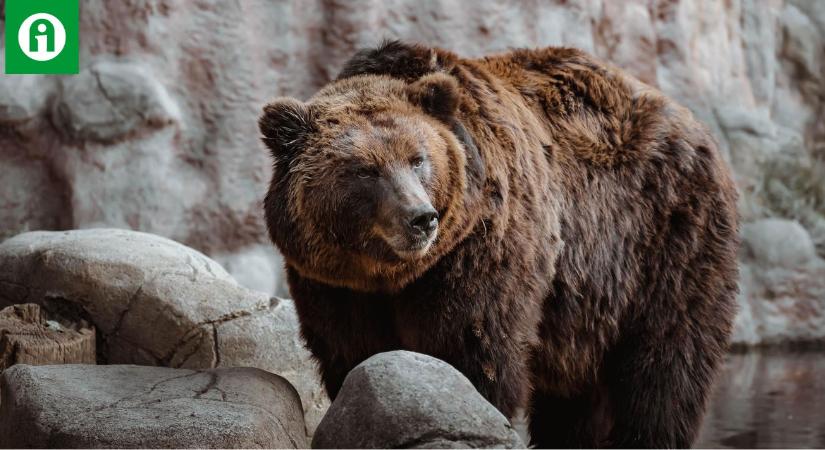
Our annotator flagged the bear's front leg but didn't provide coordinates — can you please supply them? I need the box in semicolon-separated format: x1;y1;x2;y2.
288;268;402;400
392;254;547;419
441;315;537;419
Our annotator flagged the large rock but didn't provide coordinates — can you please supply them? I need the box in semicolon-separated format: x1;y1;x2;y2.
0;364;308;448
217;298;329;432
0;229;327;434
312;351;524;449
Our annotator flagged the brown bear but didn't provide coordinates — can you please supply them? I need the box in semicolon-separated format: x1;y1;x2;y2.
259;41;739;448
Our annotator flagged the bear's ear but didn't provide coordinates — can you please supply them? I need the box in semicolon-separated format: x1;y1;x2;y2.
407;73;460;122
259;98;315;160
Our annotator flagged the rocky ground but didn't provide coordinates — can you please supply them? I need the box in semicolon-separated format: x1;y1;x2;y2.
1;228;824;448
0;229;327;435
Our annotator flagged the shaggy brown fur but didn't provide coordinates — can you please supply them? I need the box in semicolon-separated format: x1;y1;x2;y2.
260;41;739;448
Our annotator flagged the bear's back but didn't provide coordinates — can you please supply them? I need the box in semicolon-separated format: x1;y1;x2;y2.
475;47;716;171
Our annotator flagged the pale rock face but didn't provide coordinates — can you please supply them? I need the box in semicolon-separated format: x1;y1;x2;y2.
742;219;817;268
0;0;823;345
53;61;181;142
0;229;327;434
735;219;825;346
213;244;290;297
0;74;56;123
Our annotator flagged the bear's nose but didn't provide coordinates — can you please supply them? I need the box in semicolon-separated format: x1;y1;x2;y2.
408;206;438;235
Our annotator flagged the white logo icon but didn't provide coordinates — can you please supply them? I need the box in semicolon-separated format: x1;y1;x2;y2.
18;13;67;62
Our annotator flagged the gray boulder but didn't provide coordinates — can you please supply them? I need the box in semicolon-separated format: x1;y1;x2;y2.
312;351;524;449
0;364;308;448
0;229;328;434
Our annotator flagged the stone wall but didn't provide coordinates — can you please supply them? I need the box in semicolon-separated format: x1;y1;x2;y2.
1;0;823;345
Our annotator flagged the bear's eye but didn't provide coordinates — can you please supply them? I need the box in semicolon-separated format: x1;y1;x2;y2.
411;156;425;168
355;167;378;179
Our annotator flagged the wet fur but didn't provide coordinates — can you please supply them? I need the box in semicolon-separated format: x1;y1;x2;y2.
261;41;739;448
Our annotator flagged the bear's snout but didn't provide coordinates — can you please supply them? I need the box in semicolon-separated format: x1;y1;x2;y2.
378;201;438;260
406;205;438;237
371;167;439;260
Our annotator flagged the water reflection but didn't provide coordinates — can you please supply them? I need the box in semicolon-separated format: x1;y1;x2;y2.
697;351;825;448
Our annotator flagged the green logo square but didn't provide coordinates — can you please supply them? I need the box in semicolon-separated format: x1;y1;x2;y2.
4;0;79;74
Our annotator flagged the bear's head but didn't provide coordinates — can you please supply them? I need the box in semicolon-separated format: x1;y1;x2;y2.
260;72;484;293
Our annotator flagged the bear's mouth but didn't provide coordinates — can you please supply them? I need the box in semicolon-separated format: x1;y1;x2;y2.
377;226;438;261
392;236;436;260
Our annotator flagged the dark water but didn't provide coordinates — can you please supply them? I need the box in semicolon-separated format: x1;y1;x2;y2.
696;351;825;449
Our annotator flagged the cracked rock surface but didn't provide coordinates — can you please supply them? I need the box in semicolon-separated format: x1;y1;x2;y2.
312;351;524;449
0;229;328;434
0;364;308;448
